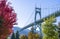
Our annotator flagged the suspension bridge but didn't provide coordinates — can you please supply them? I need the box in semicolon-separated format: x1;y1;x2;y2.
19;7;60;39
20;8;60;31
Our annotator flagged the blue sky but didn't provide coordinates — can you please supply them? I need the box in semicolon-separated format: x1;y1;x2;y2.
8;0;60;29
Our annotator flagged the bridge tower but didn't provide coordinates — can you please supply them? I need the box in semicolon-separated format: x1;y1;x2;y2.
32;7;42;37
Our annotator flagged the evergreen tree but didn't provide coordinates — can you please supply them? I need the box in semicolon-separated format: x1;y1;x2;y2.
58;22;60;38
11;32;16;39
16;31;20;39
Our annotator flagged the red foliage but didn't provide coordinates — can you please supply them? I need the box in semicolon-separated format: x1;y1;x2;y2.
0;0;16;39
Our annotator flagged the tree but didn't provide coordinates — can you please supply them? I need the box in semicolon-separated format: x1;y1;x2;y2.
58;22;60;38
20;35;28;39
11;32;16;39
35;33;40;39
28;32;33;39
0;0;16;39
16;31;20;39
42;16;58;39
28;31;40;39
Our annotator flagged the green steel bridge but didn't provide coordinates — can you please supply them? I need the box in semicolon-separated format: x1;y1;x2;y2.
20;10;60;31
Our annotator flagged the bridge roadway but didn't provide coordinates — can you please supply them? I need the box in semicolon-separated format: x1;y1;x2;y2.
20;10;60;32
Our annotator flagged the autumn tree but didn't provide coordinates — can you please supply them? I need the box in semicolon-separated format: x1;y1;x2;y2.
28;31;40;39
20;35;28;39
35;33;40;39
28;32;33;39
42;16;58;39
0;0;16;39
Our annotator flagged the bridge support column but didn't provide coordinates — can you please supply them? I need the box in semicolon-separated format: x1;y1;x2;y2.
34;7;42;38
